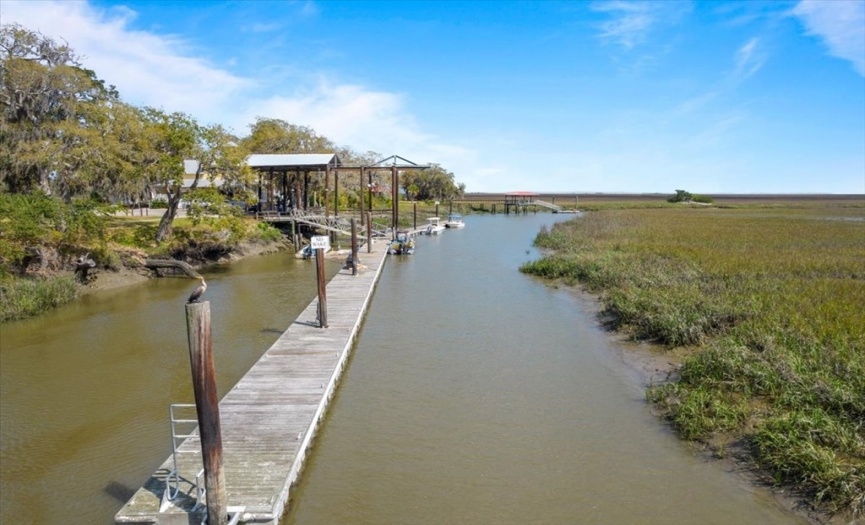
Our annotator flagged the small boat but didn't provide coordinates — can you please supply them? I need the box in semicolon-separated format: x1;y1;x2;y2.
444;213;465;229
295;245;314;259
389;232;415;255
426;217;445;235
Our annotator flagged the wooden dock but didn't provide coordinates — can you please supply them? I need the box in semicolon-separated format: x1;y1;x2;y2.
115;240;390;525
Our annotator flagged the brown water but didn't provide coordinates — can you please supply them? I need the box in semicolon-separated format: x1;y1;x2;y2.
0;253;341;524
0;214;805;524
281;214;805;525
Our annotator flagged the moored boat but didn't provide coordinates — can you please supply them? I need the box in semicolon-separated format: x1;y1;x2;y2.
444;213;465;228
426;217;445;235
389;231;415;255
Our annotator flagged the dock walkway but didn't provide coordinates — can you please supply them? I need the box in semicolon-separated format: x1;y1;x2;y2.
116;240;390;524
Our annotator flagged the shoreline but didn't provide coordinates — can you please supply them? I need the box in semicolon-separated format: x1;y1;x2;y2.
562;284;851;525
76;238;289;296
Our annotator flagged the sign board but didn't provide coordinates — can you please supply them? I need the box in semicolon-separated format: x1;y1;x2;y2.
310;235;330;250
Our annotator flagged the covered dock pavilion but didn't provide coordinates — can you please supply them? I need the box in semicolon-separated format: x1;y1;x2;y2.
249;153;429;234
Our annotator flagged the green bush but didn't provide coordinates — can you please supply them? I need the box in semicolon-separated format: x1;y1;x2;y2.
0;193;106;275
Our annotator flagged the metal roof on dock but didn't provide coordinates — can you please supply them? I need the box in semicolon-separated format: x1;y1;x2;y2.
246;153;341;169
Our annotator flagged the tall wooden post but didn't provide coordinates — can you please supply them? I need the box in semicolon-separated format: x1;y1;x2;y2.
316;248;328;328
368;171;374;215
350;218;358;276
359;167;365;225
435;201;440;218
366;212;372;254
391;166;398;240
324;166;330;217
184;302;227;525
334;169;339;218
413;202;417;230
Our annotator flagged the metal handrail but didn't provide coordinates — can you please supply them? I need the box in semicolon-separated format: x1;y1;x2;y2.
165;404;203;505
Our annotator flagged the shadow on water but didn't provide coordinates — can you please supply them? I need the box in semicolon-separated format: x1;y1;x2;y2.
103;481;136;503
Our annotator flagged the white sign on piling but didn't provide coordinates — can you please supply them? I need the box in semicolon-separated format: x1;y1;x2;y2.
310;235;330;250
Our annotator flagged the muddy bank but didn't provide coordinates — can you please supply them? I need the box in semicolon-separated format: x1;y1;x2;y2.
77;238;289;296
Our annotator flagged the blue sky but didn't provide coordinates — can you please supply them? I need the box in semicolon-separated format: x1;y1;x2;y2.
4;0;864;193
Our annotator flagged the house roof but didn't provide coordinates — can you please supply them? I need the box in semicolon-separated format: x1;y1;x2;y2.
184;160;201;175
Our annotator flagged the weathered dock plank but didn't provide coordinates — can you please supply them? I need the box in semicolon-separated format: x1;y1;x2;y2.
115;240;390;524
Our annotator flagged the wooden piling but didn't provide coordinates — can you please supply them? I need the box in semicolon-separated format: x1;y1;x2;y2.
184;302;227;525
316;248;328;328
351;218;358;276
366;213;372;254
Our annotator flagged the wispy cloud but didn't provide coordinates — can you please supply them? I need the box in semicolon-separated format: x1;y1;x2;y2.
591;1;656;49
734;37;765;80
243;22;282;33
590;1;691;49
792;0;865;76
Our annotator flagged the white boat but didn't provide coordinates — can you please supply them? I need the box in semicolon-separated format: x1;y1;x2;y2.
389;231;415;255
425;217;445;235
444;213;465;229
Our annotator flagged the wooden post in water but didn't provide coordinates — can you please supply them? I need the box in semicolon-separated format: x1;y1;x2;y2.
184;302;228;525
413;202;417;230
366;213;372;254
435;201;440;218
350;218;358;276
315;247;328;328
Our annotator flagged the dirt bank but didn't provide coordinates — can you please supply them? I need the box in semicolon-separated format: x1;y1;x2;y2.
77;238;288;295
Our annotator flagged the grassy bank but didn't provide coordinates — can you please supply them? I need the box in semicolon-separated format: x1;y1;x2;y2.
520;204;864;517
0;193;287;321
0;274;78;322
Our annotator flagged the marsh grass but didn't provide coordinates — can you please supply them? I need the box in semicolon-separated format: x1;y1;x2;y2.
0;274;78;321
521;205;865;515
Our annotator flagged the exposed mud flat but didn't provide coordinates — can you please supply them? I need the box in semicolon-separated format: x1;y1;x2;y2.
76;239;288;295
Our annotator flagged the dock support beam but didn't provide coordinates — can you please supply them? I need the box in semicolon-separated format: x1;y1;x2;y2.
184;302;228;525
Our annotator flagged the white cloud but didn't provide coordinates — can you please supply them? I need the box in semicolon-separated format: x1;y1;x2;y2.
591;1;656;49
2;0;474;174
590;1;691;49
792;0;865;76
734;37;765;80
236;80;474;170
2;0;252;120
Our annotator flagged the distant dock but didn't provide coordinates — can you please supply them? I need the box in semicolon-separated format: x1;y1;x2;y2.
116;240;389;524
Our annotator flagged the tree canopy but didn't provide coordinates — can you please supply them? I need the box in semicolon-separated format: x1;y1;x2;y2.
401;164;465;201
1;22;463;242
